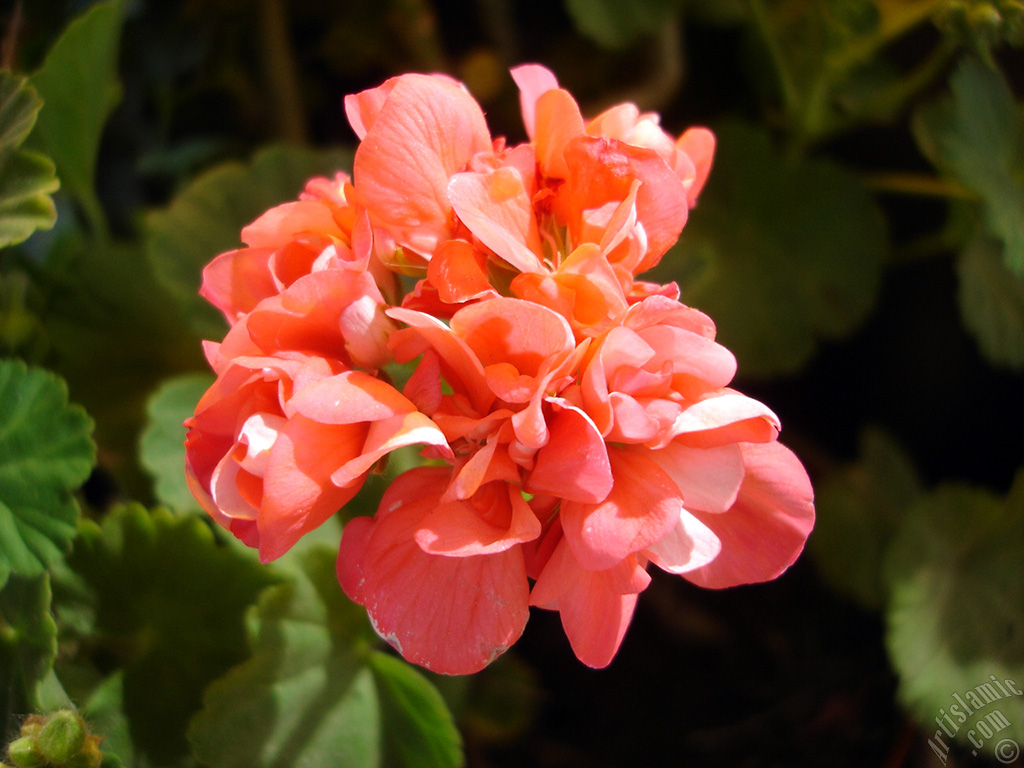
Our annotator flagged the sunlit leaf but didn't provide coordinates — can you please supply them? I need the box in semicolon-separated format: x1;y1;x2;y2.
67;503;278;765
957;234;1024;370
189;547;382;768
138;372;214;514
0;574;57;735
0;360;94;587
145;144;353;339
913;58;1024;274
885;476;1024;756
370;652;463;768
810;429;921;610
663;121;886;376
30;0;126;233
190;547;466;768
0;72;58;248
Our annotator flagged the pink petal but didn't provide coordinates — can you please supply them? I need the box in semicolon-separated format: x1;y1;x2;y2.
526;403;613;504
448;168;544;272
534;88;586;179
559;446;682;571
200;247;277;324
644;509;721;574
416;481;540;556
286;370;414;424
530;537;649;668
337;467;530;674
258;415;366;562
670;392;781;448
649;442;745;514
330;411;452;487
677;127;716;206
684;441;815;588
352;74;492;256
510;64;560;140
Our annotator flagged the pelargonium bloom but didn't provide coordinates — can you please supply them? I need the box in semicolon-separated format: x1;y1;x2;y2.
187;62;814;677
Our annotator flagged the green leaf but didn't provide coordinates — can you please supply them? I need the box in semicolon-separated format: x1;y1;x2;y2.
0;72;58;248
0;360;94;587
39;238;204;499
913;58;1024;274
370;652;463;768
189;547;382;768
662;121;886;376
81;672;134;768
0;574;57;733
810;429;921;610
563;0;684;49
30;0;126;235
139;372;215;514
957;234;1024;370
144;144;353;339
885;477;1024;756
67;503;278;765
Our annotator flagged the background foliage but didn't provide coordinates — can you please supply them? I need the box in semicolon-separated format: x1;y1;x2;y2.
1;0;1022;766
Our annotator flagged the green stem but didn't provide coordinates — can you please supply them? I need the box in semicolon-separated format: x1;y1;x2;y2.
258;0;308;145
747;0;800;120
865;172;975;200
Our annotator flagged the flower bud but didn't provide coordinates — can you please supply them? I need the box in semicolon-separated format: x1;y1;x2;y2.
6;737;45;768
37;710;87;765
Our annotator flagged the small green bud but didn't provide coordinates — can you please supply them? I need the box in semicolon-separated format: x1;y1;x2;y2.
37;710;87;765
6;737;45;768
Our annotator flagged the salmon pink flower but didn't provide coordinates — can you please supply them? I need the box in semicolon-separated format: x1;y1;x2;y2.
188;62;814;678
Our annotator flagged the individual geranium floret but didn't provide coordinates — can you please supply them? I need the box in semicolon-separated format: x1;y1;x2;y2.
186;350;450;563
201;173;382;324
346;72;493;267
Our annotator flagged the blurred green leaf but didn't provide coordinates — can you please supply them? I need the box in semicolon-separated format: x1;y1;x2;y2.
370;651;463;768
957;234;1024;369
666;121;886;376
189;547;382;768
913;58;1024;273
40;238;205;499
30;0;126;235
563;0;684;49
0;574;57;733
145;145;353;339
0;72;58;248
0;360;94;587
810;429;921;610
81;672;135;768
67;503;278;764
139;372;214;514
885;476;1024;754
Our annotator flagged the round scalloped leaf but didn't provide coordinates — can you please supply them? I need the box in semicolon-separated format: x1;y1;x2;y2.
0;360;94;587
957;235;1024;370
190;547;465;768
0;72;58;248
810;428;921;610
885;478;1024;755
67;503;278;764
663;121;886;377
138;372;214;513
0;574;58;725
912;58;1024;275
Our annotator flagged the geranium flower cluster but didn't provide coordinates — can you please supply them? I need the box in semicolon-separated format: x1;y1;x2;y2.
185;65;815;674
